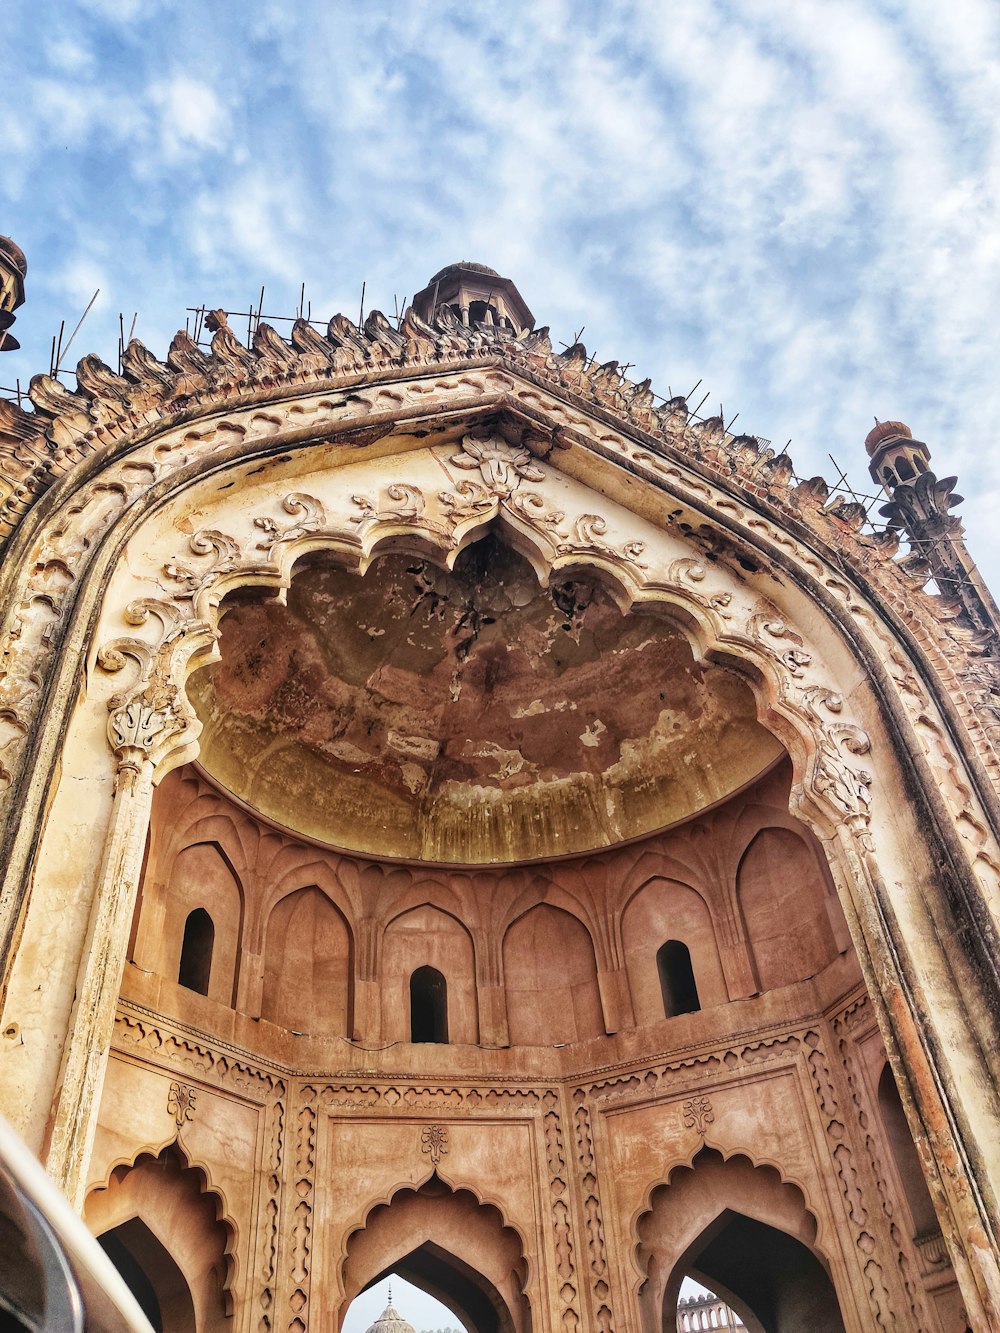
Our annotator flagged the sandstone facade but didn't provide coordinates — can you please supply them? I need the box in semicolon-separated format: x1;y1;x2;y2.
1;258;998;1331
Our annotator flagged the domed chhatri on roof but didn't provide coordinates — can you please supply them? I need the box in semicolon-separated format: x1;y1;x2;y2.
428;260;501;283
363;1291;417;1333
864;417;933;495
0;234;27;351
412;260;534;334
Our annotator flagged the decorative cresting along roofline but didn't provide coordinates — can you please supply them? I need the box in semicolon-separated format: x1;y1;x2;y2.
0;301;958;578
1;295;997;788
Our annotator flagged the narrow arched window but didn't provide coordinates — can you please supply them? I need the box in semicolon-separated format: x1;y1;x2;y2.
178;908;214;996
878;1062;938;1237
895;456;915;481
410;965;448;1043
657;940;700;1017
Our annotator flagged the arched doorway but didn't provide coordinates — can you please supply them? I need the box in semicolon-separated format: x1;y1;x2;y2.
670;1212;845;1333
341;1276;467;1333
340;1178;530;1333
97;1217;194;1333
84;1144;232;1333
638;1149;847;1333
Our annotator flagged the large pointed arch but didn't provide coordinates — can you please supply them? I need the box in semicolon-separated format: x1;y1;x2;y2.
338;1176;531;1333
0;313;995;1323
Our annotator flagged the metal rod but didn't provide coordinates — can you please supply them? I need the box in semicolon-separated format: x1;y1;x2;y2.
57;290;98;370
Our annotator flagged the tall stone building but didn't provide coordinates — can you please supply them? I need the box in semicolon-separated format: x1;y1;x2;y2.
1;249;999;1332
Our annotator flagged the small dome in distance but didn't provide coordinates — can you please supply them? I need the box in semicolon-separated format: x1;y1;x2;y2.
364;1291;417;1333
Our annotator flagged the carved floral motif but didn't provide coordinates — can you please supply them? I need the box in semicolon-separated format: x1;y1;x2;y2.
682;1095;714;1136
167;1080;196;1129
420;1123;449;1167
450;432;544;496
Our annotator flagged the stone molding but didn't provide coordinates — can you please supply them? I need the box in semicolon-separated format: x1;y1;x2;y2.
0;318;997;1324
104;984;929;1333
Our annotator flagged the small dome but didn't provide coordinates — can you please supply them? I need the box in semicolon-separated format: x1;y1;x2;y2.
865;419;911;456
428;261;500;284
364;1300;417;1333
0;236;27;279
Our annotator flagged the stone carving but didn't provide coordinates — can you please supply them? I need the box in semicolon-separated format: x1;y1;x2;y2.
166;1080;196;1129
289;1090;316;1333
682;1095;714;1137
571;1090;615;1332
450;432;544;496
833;1007;931;1330
799;687;874;824
420;1123;449;1167
351;483;425;529
803;1030;895;1328
257;1087;286;1333
97;629;196;790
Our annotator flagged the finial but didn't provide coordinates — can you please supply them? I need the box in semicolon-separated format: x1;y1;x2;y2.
388;1282;392;1304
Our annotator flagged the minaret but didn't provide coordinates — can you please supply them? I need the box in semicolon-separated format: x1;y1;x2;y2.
412;261;534;334
0;236;27;352
866;419;1000;637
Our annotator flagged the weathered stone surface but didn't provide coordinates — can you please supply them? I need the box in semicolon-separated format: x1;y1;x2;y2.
0;261;996;1333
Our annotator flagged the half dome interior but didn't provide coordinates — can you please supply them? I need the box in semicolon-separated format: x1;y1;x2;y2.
189;534;783;862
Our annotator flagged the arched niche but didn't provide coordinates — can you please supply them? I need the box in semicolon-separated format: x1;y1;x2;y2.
502;903;604;1046
260;885;352;1037
84;1144;233;1333
340;1177;531;1333
134;840;243;1008
736;828;839;993
877;1062;939;1240
636;1148;845;1333
622;879;727;1024
382;906;477;1045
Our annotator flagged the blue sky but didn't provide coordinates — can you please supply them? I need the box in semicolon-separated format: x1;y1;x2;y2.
4;0;1000;585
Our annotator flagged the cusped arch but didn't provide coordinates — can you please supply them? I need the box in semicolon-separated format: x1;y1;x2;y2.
102;469;876;853
339;1175;532;1333
2;386;996;1319
633;1147;838;1333
84;1141;237;1329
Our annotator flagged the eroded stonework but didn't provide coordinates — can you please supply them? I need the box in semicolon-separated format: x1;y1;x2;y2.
191;538;779;859
0;260;998;1333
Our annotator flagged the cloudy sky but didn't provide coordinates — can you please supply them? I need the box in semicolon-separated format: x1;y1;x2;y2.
8;3;992;1325
4;0;1000;586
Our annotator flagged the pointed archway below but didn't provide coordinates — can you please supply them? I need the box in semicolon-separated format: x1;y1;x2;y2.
339;1177;530;1333
672;1211;845;1333
637;1148;847;1333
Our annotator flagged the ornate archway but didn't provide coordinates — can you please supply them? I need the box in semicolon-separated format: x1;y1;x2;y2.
339;1178;531;1333
0;293;997;1329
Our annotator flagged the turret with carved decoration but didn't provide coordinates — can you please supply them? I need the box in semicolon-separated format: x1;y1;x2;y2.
867;418;1000;638
412;261;534;334
0;236;27;352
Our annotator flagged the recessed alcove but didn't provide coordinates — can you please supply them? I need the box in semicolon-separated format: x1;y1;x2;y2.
188;535;782;864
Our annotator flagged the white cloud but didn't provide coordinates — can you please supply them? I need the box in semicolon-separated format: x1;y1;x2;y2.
5;0;1000;584
149;74;232;161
